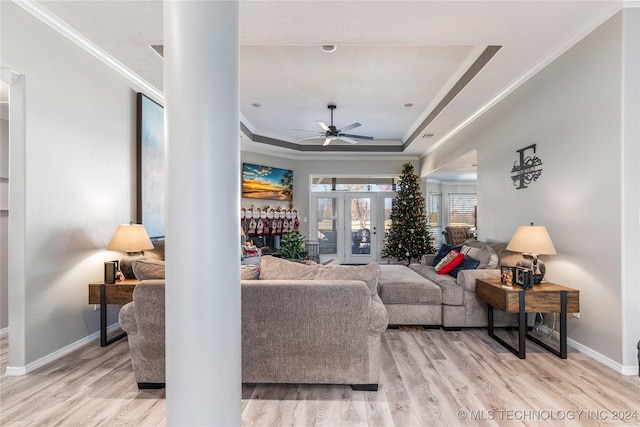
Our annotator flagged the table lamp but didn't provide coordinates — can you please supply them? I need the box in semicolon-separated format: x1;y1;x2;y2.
506;222;557;286
107;222;154;279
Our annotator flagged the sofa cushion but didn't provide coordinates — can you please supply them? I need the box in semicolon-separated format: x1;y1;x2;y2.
132;259;165;280
240;264;260;280
449;255;481;278
143;239;165;261
368;295;389;333
313;263;380;296
435;250;465;275
259;255;319;280
259;255;380;296
408;264;464;306
432;244;462;267
460;241;498;269
379;265;441;305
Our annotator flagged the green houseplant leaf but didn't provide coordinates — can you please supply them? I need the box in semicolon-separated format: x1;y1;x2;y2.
275;230;308;260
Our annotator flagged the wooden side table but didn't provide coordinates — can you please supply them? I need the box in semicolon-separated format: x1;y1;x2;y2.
88;279;138;347
476;278;580;359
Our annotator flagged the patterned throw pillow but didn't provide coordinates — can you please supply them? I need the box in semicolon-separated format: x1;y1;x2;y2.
460;242;499;269
432;244;463;267
434;250;465;275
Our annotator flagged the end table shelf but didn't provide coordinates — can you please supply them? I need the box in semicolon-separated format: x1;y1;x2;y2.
475;278;580;359
88;280;138;347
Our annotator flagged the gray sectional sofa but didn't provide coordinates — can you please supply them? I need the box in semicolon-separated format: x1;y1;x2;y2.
379;239;524;328
119;256;388;390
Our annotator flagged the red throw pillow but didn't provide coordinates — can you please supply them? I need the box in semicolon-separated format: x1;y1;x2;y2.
435;250;465;275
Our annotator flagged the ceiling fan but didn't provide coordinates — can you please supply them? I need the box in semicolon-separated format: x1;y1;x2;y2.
293;104;374;146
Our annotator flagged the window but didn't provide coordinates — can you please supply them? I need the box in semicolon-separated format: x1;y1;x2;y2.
311;176;397;192
428;193;441;227
428;193;443;249
448;194;477;227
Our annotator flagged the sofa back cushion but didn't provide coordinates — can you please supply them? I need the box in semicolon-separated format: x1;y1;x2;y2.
143;239;165;261
240;264;261;280
258;255;380;296
313;263;380;296
132;259;165;280
259;255;319;280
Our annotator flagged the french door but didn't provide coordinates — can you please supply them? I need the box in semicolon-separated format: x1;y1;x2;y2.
311;192;394;264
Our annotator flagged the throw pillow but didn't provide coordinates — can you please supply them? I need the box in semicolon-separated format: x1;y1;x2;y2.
258;255;318;280
460;242;498;269
313;263;380;296
449;255;481;278
434;250;465;275
132;259;165;280
432;244;462;267
240;264;260;280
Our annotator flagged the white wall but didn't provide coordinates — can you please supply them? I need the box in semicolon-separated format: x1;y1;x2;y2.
2;2;140;366
421;10;638;370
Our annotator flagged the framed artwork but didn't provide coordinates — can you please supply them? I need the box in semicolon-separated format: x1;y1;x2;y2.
514;266;532;289
242;163;293;202
500;266;515;285
136;93;165;238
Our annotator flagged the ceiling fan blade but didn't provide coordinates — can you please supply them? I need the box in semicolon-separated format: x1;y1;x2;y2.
292;128;323;134
322;136;336;146
338;122;361;132
341;133;374;141
297;135;323;141
317;121;331;132
339;136;359;144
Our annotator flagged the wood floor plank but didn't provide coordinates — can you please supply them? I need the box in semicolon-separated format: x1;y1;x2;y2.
2;330;639;426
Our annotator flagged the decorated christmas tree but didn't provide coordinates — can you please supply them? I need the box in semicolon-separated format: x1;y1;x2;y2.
382;162;434;264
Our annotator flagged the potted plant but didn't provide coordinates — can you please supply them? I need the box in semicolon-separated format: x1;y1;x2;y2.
275;230;308;260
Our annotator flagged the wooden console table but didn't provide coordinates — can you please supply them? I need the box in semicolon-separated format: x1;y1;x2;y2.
475;278;580;359
88;279;138;347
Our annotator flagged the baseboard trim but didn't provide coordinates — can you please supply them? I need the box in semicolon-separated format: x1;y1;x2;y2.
4;323;122;377
537;325;637;376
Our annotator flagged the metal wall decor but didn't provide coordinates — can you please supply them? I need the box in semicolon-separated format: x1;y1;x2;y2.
511;144;543;189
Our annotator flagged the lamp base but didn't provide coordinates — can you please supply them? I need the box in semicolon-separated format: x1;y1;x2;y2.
516;256;545;284
120;252;145;279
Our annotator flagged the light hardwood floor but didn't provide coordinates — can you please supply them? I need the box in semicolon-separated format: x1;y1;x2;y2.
1;329;639;426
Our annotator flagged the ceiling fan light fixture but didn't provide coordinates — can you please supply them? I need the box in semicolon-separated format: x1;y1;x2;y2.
321;45;337;53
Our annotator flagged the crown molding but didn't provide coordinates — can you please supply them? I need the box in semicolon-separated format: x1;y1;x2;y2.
14;0;164;102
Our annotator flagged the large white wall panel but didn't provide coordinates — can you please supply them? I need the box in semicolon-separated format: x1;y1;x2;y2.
2;2;137;366
422;12;631;366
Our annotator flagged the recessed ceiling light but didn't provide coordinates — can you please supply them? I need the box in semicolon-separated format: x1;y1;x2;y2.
404;103;413;108
251;103;261;108
422;133;434;138
321;45;337;53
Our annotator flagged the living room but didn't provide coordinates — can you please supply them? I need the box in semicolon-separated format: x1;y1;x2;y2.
1;1;639;425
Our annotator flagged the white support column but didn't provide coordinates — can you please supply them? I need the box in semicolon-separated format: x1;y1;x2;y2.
164;1;240;425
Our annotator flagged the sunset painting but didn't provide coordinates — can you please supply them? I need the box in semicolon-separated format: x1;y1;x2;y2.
242;163;293;201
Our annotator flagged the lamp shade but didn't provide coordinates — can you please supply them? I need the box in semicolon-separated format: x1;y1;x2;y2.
506;224;557;255
107;223;154;253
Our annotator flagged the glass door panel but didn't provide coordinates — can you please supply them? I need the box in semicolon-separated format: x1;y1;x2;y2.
346;195;377;264
316;197;338;256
